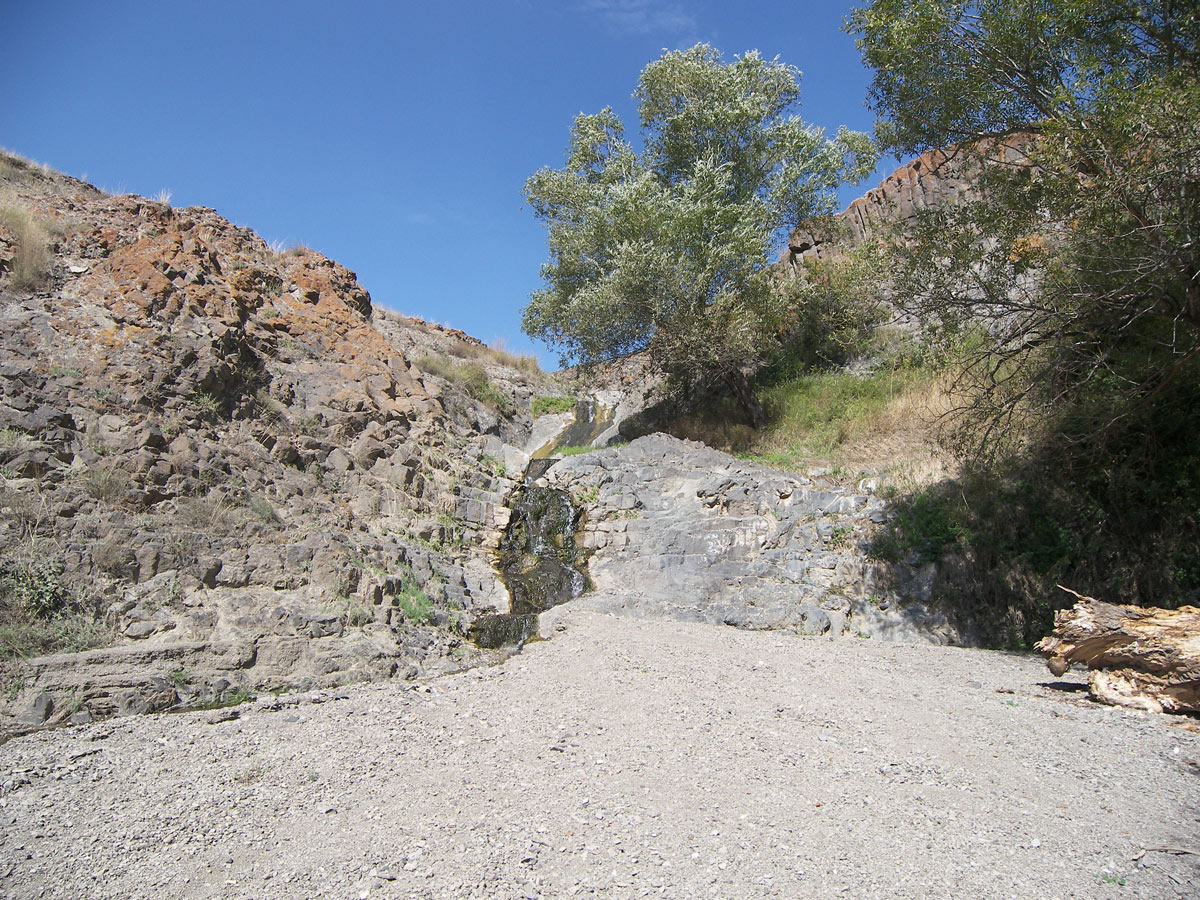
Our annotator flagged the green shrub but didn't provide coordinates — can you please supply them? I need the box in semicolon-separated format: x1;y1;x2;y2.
1;558;69;618
869;484;968;565
397;575;433;625
0;555;111;659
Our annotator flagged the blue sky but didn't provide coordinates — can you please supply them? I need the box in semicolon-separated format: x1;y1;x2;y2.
2;1;891;368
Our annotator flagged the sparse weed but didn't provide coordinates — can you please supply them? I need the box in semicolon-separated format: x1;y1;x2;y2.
332;595;372;627
3;673;26;700
192;391;224;419
177;493;240;535
80;467;129;502
556;444;601;457
0;428;43;455
195;686;255;711
575;485;600;505
246;494;280;524
480;454;506;478
827;525;853;548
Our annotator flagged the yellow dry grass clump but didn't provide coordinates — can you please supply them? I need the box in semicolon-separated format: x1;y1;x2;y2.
0;194;51;292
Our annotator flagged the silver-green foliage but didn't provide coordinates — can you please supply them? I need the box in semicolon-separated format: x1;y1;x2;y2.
849;0;1200;455
523;45;875;421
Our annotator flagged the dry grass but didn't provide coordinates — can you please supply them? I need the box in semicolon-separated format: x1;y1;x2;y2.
781;370;958;484
446;338;541;374
416;355;514;412
0;148;52;186
670;363;958;488
0;198;51;292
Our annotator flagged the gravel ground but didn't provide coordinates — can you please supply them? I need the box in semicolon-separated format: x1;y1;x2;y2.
2;607;1198;900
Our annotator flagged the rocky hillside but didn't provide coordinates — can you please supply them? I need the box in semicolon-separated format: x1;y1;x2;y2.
0;151;577;737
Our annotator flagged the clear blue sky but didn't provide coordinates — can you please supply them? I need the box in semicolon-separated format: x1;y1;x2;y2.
2;1;891;368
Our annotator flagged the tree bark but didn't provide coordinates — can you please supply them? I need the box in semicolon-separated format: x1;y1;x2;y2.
723;368;767;430
1035;591;1200;715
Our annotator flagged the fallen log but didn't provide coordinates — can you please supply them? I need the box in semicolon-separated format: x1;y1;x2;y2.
1035;589;1200;715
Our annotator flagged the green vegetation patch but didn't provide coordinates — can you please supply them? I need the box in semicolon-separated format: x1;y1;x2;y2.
532;395;576;417
397;574;433;625
0;555;110;659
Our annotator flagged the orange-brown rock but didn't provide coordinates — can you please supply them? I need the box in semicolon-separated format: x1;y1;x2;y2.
0;149;566;740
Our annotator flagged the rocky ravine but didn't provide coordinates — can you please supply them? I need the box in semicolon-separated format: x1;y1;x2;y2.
0;149;961;741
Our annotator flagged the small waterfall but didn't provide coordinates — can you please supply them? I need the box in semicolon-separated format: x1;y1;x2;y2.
471;482;589;649
532;399;615;458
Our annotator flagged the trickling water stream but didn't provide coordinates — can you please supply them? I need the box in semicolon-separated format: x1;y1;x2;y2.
532;399;614;458
471;480;589;649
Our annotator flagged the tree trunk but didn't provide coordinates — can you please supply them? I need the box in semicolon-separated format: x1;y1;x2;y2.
723;368;767;430
1035;591;1200;715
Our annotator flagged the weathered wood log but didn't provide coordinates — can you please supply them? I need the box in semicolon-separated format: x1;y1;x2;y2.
1035;589;1200;715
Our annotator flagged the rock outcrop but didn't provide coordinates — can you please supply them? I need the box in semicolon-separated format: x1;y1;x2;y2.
536;435;955;643
784;136;1035;271
0;151;569;739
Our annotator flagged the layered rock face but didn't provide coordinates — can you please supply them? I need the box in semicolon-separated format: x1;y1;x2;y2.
784;137;1034;270
537;435;956;643
0;153;560;737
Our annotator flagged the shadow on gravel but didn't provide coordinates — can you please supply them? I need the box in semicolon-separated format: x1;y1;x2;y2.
1039;680;1089;693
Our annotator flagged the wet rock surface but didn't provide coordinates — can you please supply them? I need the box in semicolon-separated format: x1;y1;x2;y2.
474;485;587;649
539;434;954;642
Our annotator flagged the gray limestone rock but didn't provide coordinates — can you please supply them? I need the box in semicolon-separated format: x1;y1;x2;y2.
541;434;945;642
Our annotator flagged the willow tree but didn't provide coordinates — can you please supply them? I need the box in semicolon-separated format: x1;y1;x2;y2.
848;0;1200;456
851;1;1200;630
522;44;875;427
